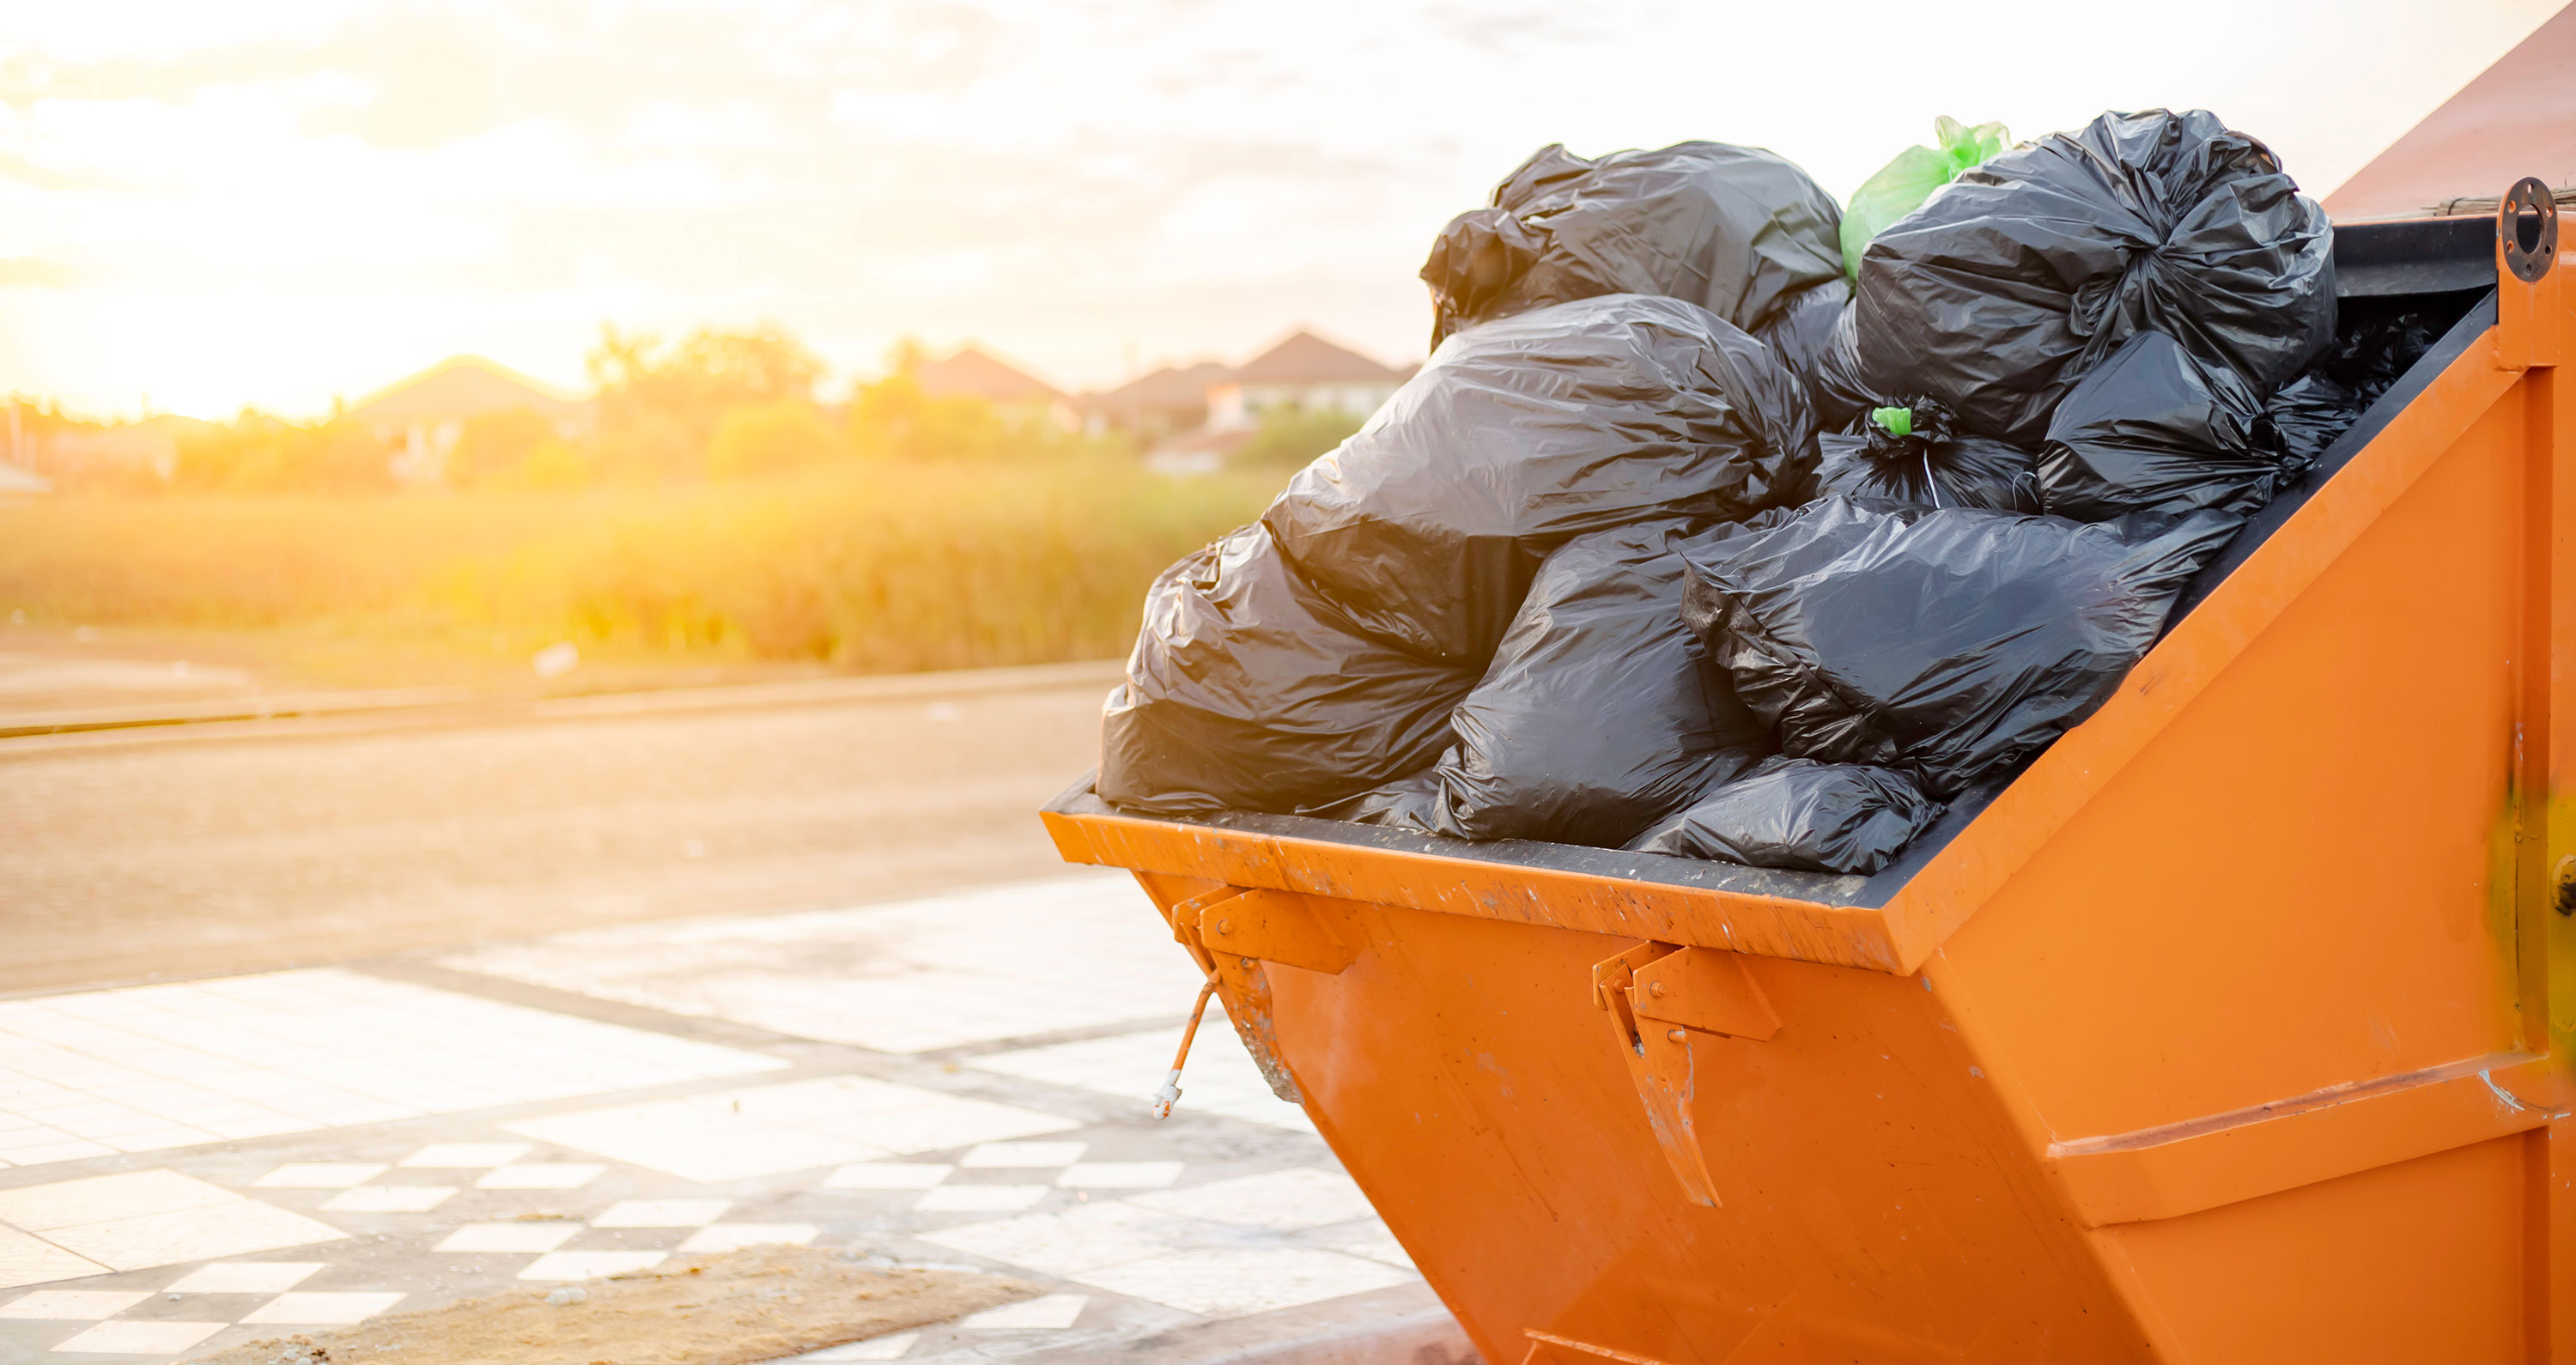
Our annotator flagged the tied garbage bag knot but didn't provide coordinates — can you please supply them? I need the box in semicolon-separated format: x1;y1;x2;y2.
1815;397;2041;513
1853;108;2334;447
1422;141;1844;347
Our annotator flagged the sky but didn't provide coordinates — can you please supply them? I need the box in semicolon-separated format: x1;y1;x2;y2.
0;0;2561;419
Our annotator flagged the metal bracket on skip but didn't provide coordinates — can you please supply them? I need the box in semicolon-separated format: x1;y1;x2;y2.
1152;885;1359;1118
1591;942;1781;1206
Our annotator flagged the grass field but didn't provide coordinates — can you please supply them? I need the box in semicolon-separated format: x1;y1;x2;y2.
0;459;1279;686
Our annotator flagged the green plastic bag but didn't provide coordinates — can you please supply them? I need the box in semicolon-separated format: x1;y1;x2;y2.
1839;116;2008;277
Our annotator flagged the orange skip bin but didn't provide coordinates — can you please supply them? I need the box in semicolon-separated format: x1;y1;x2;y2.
1044;192;2576;1363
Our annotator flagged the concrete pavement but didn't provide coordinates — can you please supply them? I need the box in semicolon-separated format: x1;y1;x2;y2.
0;667;1482;1363
0;664;1120;993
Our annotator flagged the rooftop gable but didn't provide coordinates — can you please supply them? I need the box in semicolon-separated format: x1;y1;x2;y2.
914;346;1066;404
1230;330;1402;385
346;356;587;426
1093;361;1231;410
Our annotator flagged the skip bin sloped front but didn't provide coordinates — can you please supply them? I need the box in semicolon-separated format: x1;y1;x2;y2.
1226;890;2148;1362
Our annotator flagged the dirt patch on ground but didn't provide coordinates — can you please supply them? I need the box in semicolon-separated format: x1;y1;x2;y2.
187;1245;1030;1365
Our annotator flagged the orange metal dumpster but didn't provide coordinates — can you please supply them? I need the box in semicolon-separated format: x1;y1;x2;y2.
1044;196;2576;1362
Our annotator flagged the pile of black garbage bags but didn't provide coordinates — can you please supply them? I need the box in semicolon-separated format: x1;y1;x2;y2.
1099;109;2398;876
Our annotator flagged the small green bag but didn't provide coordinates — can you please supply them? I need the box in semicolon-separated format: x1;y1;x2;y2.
1840;116;2009;277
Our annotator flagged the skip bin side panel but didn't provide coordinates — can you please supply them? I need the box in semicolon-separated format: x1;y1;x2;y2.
2101;1135;2529;1362
1251;900;2148;1363
1939;383;2531;1143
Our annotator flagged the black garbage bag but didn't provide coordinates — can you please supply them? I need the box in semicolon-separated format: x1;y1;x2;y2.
1816;399;2040;512
1097;524;1477;817
1753;278;1880;433
2263;373;2364;478
1853;108;2335;446
2038;330;2282;519
1626;756;1940;875
1264;293;1819;667
2263;300;2459;476
1323;521;1769;846
1423;142;1844;347
1680;496;2242;796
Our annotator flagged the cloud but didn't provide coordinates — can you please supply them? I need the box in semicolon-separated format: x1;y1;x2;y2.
0;0;2560;417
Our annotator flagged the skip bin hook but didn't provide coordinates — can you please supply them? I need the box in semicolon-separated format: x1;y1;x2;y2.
1151;980;1219;1119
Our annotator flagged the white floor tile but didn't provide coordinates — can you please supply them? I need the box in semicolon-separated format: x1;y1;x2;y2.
252;1163;387;1189
1306;1222;1416;1271
516;1250;666;1281
434;1222;580;1253
808;1102;1076;1156
50;1320;227;1354
443;875;1203;1053
823;1163;952;1190
592;1199;730;1228
1057;1162;1183;1189
958;1142;1086;1168
240;1290;406;1325
398;1143;532;1168
676;1222;817;1253
0;1170;236;1231
0;972;781;1170
800;1331;918;1360
505;1077;1077;1181
0;1141;116;1165
1077;1247;1409;1317
0;1227;107;1289
922;1202;1237;1277
39;1202;344;1272
0;1289;149;1320
321;1186;456;1214
1130;1168;1376;1231
502;1103;876;1183
161;1261;324;1294
961;1294;1089;1330
474;1163;604;1190
914;1186;1048;1213
967;1022;1317;1134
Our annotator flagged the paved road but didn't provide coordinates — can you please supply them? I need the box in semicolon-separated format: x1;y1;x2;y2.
0;673;1115;993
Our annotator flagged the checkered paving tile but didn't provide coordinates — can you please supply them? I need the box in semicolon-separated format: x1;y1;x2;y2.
0;875;1425;1362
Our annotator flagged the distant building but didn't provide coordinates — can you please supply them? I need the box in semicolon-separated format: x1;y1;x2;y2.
1084;361;1231;445
345;356;592;485
1206;331;1407;433
911;346;1078;432
10;408;204;489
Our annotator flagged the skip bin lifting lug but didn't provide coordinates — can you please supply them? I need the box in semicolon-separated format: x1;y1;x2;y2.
2496;175;2568;369
1590;943;1780;1207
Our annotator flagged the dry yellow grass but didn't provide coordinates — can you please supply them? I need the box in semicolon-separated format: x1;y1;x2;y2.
0;460;1276;681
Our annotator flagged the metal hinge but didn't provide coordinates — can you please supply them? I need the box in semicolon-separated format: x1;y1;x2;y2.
1591;942;1780;1207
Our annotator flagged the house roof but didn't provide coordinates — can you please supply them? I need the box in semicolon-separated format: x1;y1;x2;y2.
1090;361;1231;414
914;346;1065;404
346;356;588;428
2324;5;2576;221
1229;331;1403;385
